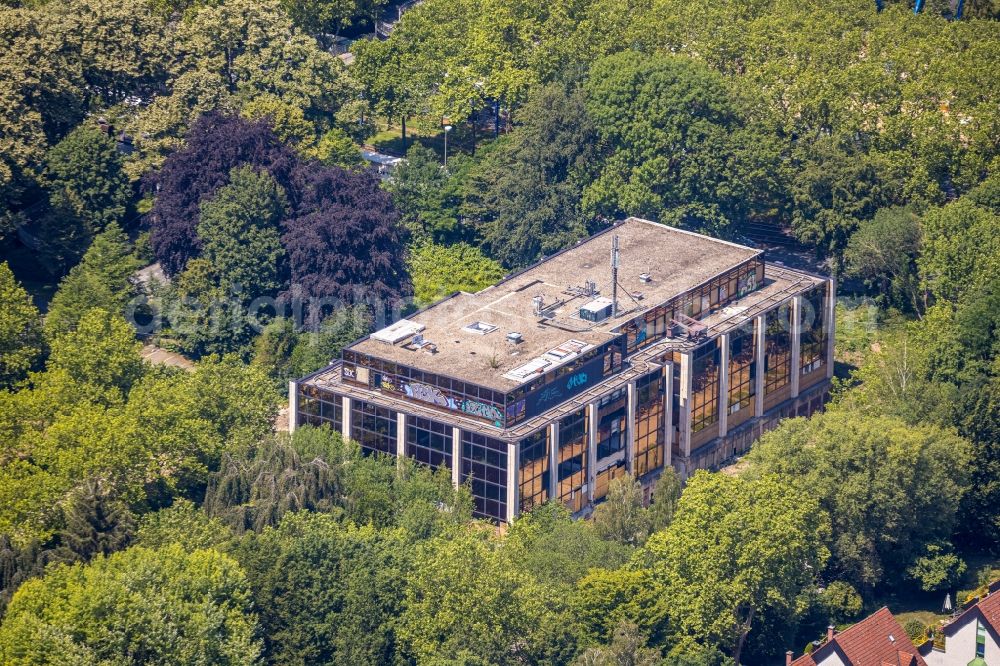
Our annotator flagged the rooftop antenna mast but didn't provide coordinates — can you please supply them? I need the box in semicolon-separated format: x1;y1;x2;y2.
611;235;620;317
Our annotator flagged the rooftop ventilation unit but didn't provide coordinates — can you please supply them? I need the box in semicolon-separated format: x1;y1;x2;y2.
506;332;523;344
462;321;498;335
532;295;545;316
370;318;425;345
639;272;652;283
579;297;613;323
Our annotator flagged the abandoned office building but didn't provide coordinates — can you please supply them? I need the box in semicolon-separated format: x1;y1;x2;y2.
290;217;835;522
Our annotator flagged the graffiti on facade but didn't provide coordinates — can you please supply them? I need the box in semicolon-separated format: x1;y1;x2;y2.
403;381;459;410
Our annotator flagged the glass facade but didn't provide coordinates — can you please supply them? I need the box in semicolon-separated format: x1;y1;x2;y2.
623;257;764;353
764;304;792;395
799;284;828;376
461;432;508;521
405;415;452;469
691;340;721;433
594;461;626;502
727;321;757;414
557;407;589;513
297;385;343;431
634;370;665;477
350;400;397;456
518;429;550;513
595;388;628;461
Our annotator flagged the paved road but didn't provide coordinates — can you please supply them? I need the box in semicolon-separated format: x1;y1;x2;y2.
140;344;194;371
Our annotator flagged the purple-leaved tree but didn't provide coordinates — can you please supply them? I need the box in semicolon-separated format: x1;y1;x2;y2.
283;162;411;306
146;111;411;308
146;112;298;276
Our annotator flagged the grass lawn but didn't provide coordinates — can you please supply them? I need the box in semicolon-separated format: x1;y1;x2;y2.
880;551;1000;633
366;117;497;157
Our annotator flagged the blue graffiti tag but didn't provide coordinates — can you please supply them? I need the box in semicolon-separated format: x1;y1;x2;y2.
566;372;589;390
537;386;563;406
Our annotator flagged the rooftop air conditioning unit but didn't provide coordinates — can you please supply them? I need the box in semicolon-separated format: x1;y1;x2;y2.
579;297;614;323
506;332;523;344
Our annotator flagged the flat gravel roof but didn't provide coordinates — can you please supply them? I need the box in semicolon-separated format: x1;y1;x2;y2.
348;217;773;390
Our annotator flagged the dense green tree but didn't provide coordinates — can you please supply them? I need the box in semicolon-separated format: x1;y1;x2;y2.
287;304;373;377
0;262;44;388
235;511;407;664
252;306;372;386
591;474;650;547
46;308;143;403
747;411;971;592
240;93;318;148
351;37;422;145
647;467;682;534
469;84;596;268
0;544;261;665
43;122;130;233
204;427;351;533
308;127;364;170
129;0;352;171
48;480;135;566
0;5;85;209
398;527;552;664
44;223;139;337
251;317;299;385
573;621;663;666
409;241;505;306
158;260;237;358
279;0;382;41
507;503;632;590
583;51;781;236
844;207;924;313
197;166;288;297
29;202;95;275
572;567;668;649
0;352;274;547
798;580;863;638
643;471;829;663
385;143;461;242
919;197;1000;303
135;499;233;552
907;543;967;592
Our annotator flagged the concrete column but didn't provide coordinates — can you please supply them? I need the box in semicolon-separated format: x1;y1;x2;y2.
679;352;693;457
755;314;766;416
625;380;637;475
826;277;837;379
587;401;598;503
790;295;802;399
451;426;461;486
341;395;352;441
718;335;730;438
548;422;559;502
396;412;407;458
506;441;519;523
663;363;673;468
288;381;298;434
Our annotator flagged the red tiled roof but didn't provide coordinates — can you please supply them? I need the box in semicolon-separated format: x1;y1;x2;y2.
942;586;1000;638
973;588;1000;635
790;608;927;666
